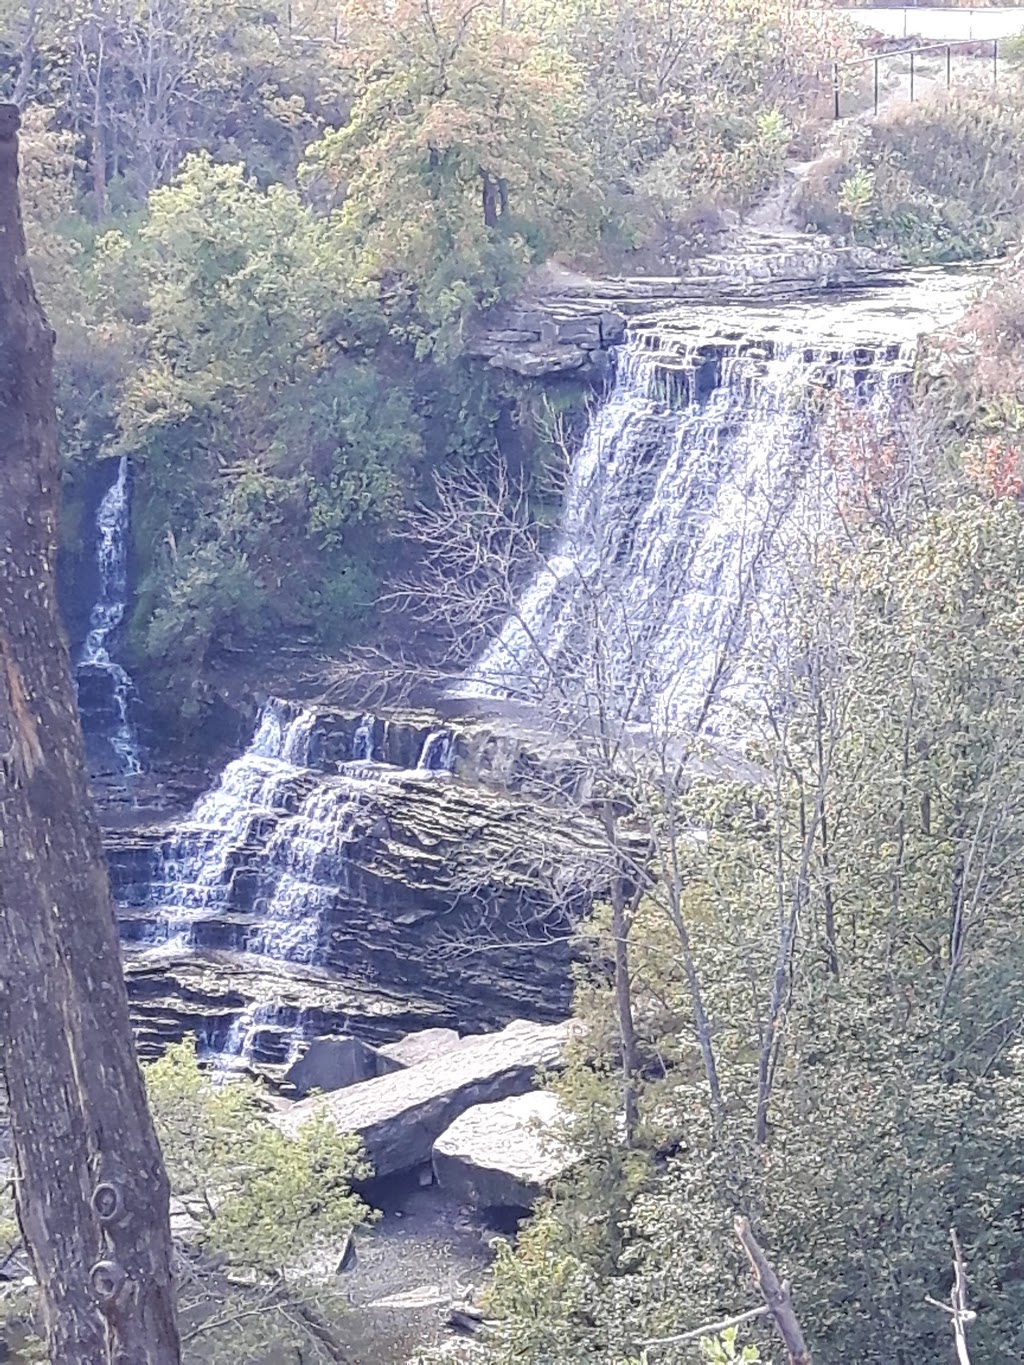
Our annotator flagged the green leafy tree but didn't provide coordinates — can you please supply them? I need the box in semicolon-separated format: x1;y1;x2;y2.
484;464;1024;1363
146;1039;373;1363
81;153;416;713
305;0;598;353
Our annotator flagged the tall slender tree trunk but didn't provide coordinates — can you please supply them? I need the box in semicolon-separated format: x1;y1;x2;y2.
603;802;639;1145
0;104;180;1364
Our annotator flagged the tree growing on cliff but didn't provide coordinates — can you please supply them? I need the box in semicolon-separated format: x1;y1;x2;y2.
303;0;599;352
0;101;180;1362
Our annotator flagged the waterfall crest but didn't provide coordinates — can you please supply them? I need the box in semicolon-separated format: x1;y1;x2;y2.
461;328;913;725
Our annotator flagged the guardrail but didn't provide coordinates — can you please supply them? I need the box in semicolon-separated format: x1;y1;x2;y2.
831;37;1001;116
838;7;1024;42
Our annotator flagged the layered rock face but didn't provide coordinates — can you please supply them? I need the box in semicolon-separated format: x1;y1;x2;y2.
108;701;616;1060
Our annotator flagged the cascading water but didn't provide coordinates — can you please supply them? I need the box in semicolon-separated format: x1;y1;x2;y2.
119;279;986;1067
144;699;318;949
136;698;459;1060
76;455;141;775
417;728;454;772
352;714;375;761
461;327;913;725
214;1001;305;1072
146;703;458;953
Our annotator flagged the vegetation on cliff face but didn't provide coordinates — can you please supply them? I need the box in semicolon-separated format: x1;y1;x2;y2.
1;0;857;723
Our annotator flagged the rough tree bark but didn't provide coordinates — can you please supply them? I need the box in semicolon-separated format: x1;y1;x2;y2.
0;103;180;1363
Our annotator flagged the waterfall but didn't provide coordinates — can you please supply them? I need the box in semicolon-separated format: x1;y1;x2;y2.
215;1001;304;1072
417;728;454;772
136;696;465;1062
142;699;446;968
352;714;375;761
145;699;318;948
76;455;141;775
460;330;912;726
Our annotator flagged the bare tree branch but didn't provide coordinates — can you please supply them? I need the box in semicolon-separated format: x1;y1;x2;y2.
735;1216;811;1365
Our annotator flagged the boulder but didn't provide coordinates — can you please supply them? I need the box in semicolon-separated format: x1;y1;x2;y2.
378;1026;462;1068
432;1090;575;1210
284;1034;404;1097
489;346;586;378
276;1018;573;1178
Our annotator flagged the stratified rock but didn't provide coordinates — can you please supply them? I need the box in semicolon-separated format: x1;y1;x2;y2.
276;1019;573;1178
285;1035;404;1097
432;1091;575;1210
489;345;587;377
378;1027;462;1068
110;757;625;1046
123;950;448;1063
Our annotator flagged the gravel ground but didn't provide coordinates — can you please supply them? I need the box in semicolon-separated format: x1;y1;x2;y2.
333;1171;500;1363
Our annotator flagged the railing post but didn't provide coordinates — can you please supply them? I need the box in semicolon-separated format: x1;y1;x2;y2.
832;60;840;120
946;44;951;89
910;49;915;103
874;56;879;116
994;38;999;86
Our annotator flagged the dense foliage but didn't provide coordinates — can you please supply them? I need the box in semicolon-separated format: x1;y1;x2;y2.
798;74;1024;262
1;1043;372;1362
1;0;857;725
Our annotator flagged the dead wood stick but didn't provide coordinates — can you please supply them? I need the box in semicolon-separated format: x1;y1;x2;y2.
926;1227;975;1365
638;1303;770;1348
735;1216;811;1365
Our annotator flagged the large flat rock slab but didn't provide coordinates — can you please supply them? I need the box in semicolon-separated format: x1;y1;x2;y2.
276;1019;573;1178
432;1090;575;1210
379;1027;462;1068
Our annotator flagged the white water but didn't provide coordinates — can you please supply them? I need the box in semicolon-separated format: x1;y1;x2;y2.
352;713;375;761
143;701;454;967
213;1000;305;1072
461;330;913;727
417;728;454;772
77;455;141;774
144;700;319;947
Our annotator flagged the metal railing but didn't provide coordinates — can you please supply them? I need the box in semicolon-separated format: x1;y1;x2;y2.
831;38;1001;117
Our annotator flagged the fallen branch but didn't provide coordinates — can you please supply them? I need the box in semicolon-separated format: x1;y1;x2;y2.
637;1303;770;1348
735;1216;811;1364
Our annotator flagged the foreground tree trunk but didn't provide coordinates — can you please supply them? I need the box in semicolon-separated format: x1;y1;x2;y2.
0;103;180;1363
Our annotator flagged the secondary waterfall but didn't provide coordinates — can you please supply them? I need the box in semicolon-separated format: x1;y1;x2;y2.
461;329;913;725
142;700;454;960
76;455;141;774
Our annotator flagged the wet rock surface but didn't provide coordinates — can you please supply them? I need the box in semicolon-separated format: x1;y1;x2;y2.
122;951;449;1062
276;1018;573;1178
108;713;620;1053
465;258;987;379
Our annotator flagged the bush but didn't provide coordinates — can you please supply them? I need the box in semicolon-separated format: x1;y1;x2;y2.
797;80;1024;261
